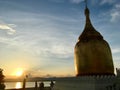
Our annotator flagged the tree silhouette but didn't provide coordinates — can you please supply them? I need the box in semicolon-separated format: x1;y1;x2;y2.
0;68;5;90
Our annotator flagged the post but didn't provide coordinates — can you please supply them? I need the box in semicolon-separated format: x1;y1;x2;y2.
22;75;28;90
22;78;26;90
39;82;44;90
50;81;54;90
35;81;38;90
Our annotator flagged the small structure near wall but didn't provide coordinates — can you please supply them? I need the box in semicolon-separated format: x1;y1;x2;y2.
115;68;120;90
116;68;120;77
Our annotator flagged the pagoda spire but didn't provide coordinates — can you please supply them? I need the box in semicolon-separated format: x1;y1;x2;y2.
78;0;103;40
84;0;94;31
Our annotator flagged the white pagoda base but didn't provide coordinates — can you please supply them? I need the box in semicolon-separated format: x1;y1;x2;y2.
53;76;120;90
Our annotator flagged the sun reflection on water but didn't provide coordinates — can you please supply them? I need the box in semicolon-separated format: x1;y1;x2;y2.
15;82;22;89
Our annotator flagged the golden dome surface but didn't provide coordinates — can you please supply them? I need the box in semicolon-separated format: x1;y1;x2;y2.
74;6;114;76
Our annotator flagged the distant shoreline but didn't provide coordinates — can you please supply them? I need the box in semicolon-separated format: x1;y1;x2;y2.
5;77;57;82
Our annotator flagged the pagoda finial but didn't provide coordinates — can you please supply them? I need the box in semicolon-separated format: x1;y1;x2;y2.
84;0;89;16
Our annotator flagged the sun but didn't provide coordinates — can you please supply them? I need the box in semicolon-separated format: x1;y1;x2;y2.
15;69;23;77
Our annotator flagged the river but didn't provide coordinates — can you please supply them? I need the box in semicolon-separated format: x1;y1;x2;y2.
5;82;51;89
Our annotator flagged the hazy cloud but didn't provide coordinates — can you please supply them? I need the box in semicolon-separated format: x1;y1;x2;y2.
8;24;17;28
112;48;120;54
0;24;16;35
49;0;84;4
70;0;84;4
111;12;120;22
48;0;65;3
100;0;116;5
116;4;120;8
110;3;120;22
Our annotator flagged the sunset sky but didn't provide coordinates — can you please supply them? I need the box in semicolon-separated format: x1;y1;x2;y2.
0;0;120;77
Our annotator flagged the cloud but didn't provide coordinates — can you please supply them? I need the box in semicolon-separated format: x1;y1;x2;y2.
8;24;17;28
70;0;84;4
112;48;120;54
49;0;84;4
116;4;120;8
111;12;120;22
48;0;65;3
110;3;120;22
100;0;116;5
0;24;16;35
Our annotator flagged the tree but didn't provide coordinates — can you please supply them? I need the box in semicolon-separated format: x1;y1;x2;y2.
0;69;5;90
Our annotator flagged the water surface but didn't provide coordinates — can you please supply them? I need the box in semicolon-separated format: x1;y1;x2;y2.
5;81;50;89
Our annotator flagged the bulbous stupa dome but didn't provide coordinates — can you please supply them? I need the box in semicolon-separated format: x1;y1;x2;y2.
74;6;114;76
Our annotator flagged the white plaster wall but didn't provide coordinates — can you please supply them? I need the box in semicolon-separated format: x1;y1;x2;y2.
53;76;116;90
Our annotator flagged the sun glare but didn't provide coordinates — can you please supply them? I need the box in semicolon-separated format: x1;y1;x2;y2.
15;69;23;77
15;82;22;89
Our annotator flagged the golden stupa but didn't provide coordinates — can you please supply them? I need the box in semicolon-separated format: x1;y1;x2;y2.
74;4;114;76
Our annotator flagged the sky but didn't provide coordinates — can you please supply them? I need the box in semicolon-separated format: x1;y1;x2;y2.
0;0;120;78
